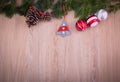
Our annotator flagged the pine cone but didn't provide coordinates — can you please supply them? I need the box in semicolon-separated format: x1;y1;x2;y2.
37;12;51;22
25;7;52;27
42;12;51;21
26;8;41;27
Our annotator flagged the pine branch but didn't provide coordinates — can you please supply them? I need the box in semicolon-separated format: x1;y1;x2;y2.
0;0;120;19
16;0;33;16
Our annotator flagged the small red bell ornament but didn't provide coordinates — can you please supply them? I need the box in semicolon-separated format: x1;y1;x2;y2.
56;20;71;37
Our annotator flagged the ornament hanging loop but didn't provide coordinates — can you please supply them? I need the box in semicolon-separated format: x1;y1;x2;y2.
56;4;70;37
62;4;66;19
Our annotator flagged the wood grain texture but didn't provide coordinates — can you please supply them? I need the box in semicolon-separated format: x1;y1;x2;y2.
0;11;120;82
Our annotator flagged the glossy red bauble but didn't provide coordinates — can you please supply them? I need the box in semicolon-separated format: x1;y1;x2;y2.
29;6;33;9
75;20;87;31
39;11;43;15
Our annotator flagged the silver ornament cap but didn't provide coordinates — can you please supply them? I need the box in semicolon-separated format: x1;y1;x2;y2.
61;20;67;26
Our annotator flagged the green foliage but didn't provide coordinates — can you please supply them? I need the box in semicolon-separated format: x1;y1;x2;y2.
51;0;113;19
0;0;120;19
108;3;120;12
0;0;16;18
51;0;65;18
37;0;53;10
16;0;33;16
2;4;15;17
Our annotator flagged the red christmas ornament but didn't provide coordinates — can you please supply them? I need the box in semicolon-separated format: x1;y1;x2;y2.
56;20;70;37
29;6;33;9
57;26;69;32
39;11;43;15
75;20;87;31
56;5;70;37
87;15;99;27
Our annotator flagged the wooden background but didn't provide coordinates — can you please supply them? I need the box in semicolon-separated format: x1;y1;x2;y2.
0;10;120;82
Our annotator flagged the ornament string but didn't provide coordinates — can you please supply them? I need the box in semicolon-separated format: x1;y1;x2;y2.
62;4;66;19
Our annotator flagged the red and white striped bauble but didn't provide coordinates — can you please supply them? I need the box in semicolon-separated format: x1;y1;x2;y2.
86;15;99;27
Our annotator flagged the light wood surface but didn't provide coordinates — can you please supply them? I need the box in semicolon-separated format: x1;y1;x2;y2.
0;11;120;82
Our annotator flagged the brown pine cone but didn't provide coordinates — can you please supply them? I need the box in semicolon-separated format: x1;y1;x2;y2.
26;8;41;27
43;12;51;21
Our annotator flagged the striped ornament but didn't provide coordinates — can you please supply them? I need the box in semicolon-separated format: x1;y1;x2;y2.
87;15;99;27
75;20;87;31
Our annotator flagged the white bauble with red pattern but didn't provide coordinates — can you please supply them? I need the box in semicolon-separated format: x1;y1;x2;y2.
86;15;99;27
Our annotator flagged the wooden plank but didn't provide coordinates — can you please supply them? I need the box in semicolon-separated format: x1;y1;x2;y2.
0;11;120;82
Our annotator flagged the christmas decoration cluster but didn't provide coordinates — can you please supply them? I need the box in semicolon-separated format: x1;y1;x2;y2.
0;0;120;37
57;9;108;37
76;9;108;31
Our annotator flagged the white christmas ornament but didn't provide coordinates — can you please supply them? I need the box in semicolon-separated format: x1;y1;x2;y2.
95;9;108;21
